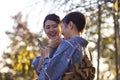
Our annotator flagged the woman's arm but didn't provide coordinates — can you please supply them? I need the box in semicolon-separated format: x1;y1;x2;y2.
37;56;44;72
38;41;76;80
37;37;61;73
37;46;53;72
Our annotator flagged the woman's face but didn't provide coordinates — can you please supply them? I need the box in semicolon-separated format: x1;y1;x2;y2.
44;20;61;39
61;22;70;40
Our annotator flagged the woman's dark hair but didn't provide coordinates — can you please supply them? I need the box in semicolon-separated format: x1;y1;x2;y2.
62;12;86;32
43;14;60;27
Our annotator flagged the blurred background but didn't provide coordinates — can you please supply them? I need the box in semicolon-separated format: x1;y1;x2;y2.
0;0;120;80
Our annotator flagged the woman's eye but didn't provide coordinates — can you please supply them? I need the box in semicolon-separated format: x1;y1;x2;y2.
45;26;50;29
52;24;57;28
45;24;58;29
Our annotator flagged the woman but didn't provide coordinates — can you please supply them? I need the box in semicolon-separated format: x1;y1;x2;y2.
37;12;94;80
32;13;62;76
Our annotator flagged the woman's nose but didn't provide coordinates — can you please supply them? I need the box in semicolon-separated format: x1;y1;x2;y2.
49;27;54;31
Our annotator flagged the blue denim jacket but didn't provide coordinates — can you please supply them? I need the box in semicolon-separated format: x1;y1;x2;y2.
36;37;88;80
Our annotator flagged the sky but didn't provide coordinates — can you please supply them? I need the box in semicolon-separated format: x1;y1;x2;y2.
0;0;114;56
0;0;32;56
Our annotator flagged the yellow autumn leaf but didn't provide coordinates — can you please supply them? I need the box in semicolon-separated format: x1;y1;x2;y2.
25;64;29;71
114;0;118;12
29;51;35;59
17;63;23;70
23;50;28;57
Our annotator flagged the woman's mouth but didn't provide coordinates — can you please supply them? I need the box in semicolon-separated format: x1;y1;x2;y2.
49;32;57;37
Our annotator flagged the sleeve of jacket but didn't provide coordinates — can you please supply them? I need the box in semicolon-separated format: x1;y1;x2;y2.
38;40;77;80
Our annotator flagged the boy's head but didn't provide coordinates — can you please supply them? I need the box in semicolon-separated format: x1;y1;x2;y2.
61;12;86;39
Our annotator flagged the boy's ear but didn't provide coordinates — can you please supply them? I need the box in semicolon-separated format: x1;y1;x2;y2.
69;21;74;30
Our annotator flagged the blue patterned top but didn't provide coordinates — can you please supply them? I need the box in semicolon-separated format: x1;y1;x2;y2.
32;47;58;76
37;37;88;80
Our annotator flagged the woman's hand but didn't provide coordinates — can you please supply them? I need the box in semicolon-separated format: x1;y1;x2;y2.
48;36;61;49
40;47;50;58
37;47;51;72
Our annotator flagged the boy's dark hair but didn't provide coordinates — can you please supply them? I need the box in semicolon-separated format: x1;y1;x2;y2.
43;14;60;27
62;12;86;32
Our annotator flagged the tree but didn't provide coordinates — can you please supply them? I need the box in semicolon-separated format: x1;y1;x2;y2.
0;0;120;80
1;13;49;80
